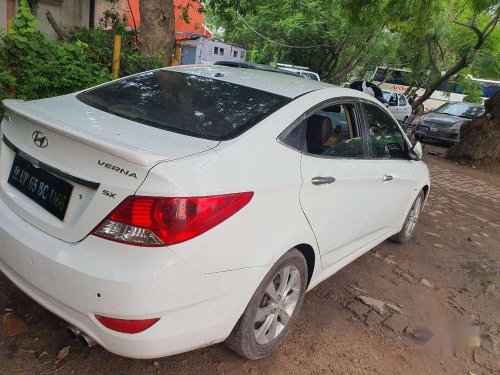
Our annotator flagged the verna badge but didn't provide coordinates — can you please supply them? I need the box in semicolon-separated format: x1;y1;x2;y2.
32;131;48;148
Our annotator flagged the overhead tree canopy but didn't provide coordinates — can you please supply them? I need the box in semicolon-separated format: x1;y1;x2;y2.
207;0;499;92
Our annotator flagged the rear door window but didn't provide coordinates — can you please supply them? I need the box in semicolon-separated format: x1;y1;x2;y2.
77;70;291;140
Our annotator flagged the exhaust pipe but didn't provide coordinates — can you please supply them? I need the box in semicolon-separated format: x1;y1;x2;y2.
77;332;97;348
66;326;81;340
66;325;97;348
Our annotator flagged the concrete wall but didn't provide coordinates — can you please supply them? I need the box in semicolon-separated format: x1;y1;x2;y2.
94;0;134;30
189;37;246;65
0;1;7;33
0;0;90;38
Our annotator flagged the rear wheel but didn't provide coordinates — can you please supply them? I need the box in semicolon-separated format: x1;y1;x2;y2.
390;191;424;244
224;249;307;360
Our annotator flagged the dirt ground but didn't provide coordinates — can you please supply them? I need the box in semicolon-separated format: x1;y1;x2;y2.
1;144;499;375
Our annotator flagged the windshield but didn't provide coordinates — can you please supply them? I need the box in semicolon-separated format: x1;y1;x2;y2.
77;70;291;140
433;103;481;119
382;91;391;100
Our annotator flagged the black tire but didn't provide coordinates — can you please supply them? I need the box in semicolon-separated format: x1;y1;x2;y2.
390;191;425;244
224;249;308;360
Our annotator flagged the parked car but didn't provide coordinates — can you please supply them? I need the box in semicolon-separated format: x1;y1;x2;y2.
382;90;412;122
214;61;302;78
276;63;321;81
414;102;485;145
0;65;429;360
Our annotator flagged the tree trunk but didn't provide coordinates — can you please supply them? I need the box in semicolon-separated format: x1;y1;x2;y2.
411;56;468;110
46;10;67;41
139;0;175;66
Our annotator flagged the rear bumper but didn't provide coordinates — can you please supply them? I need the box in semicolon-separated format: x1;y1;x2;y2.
0;197;268;358
414;127;459;144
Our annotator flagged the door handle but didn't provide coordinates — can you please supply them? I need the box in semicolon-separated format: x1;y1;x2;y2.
382;174;393;181
311;176;336;185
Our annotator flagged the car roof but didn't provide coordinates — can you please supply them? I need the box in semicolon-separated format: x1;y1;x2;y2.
166;65;334;98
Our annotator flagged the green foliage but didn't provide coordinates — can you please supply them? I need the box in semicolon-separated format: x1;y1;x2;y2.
470;26;500;79
0;0;162;117
208;0;499;86
386;0;499;86
66;28;162;77
101;0;129;34
11;0;38;38
2;1;109;106
456;69;484;103
209;0;393;82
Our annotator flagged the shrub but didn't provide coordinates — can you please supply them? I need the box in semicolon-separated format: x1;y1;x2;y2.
66;27;162;77
0;0;162;117
0;0;109;116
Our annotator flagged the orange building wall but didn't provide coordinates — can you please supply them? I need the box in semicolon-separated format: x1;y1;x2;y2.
125;0;211;40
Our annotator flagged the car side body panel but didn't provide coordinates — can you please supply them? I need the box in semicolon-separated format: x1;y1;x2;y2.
136;91;337;275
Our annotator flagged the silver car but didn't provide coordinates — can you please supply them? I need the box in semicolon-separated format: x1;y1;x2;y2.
414;102;485;145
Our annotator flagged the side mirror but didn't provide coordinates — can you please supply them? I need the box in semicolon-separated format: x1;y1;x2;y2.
409;141;423;160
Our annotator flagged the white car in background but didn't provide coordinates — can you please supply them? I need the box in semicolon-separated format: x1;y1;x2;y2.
0;66;429;360
276;63;321;81
383;89;412;122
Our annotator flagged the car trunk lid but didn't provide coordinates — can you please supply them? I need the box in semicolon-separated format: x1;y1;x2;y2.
0;96;218;242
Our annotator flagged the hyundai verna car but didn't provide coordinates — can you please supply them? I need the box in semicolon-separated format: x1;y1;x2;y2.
0;66;429;359
414;102;485;145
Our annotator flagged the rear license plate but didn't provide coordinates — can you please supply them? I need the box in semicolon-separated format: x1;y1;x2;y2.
8;153;73;220
430;127;438;132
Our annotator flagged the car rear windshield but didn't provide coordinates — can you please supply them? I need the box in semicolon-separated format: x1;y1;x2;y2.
76;70;291;140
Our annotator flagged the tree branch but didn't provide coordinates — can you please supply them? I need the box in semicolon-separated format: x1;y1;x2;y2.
426;39;440;74
46;10;66;41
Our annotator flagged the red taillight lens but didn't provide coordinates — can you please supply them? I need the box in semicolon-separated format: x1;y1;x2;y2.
92;192;253;246
95;315;160;334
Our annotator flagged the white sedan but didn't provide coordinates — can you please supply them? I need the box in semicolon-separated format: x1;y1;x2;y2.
0;66;429;360
383;89;413;122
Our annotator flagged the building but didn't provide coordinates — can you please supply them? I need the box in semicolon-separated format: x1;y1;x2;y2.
1;0;212;40
179;36;246;65
120;0;247;65
122;0;212;40
1;0;94;39
1;0;246;65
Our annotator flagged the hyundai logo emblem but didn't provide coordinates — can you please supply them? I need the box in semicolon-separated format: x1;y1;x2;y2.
32;131;49;148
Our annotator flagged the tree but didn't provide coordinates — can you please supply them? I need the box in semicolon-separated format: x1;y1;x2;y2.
139;0;175;66
208;0;396;82
470;24;500;79
400;0;499;109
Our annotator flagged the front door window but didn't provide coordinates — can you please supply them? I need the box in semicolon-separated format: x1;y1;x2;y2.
364;103;408;159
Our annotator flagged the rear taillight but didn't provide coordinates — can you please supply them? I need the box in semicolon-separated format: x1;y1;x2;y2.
91;192;253;246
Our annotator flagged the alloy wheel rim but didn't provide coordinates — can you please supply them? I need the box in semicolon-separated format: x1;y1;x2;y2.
405;196;422;237
254;265;301;345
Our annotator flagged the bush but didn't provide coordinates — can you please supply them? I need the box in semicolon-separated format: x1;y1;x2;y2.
0;0;162;117
66;28;162;77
